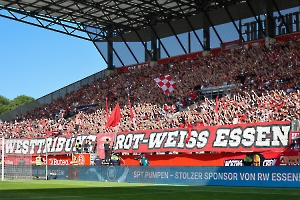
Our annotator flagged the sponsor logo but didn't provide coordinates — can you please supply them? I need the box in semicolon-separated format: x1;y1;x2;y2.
279;155;299;166
224;158;277;166
224;159;243;166
263;159;277;166
49;158;69;166
67;167;79;180
107;166;116;181
77;155;85;166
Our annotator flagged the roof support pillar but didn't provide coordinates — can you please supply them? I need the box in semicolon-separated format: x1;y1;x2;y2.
225;6;245;42
107;42;114;70
107;27;114;70
246;0;266;38
203;14;210;51
151;28;158;61
272;0;290;34
265;0;275;39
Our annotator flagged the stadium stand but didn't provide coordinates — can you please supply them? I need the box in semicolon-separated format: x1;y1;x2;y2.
1;35;300;139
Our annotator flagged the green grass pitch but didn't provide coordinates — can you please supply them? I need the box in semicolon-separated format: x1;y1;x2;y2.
0;180;299;200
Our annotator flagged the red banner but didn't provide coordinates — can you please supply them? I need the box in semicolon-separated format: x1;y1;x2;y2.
276;151;300;166
71;153;90;166
96;133;114;159
47;155;72;166
45;154;90;166
5;154;91;166
113;121;292;154
3;122;294;157
4;155;72;165
116;62;150;73
221;39;242;50
121;150;300;167
5;155;32;165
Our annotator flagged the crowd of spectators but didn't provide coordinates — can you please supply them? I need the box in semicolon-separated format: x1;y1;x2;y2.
1;36;300;139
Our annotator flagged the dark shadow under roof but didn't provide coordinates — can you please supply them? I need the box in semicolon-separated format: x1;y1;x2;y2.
0;0;299;42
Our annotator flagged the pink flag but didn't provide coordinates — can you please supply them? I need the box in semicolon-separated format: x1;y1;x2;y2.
106;103;121;128
154;75;177;94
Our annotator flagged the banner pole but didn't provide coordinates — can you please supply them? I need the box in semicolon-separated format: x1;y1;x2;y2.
113;125;119;152
45;138;48;180
1;138;4;181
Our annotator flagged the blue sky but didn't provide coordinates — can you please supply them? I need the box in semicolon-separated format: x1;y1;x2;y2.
0;17;106;100
1;7;298;101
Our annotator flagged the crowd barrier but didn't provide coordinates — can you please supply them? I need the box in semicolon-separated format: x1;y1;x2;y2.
31;166;300;188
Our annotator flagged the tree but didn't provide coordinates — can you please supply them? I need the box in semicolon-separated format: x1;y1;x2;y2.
0;95;34;115
9;95;35;110
0;95;10;114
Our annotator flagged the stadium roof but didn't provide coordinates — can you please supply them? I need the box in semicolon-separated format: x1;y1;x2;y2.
1;0;299;42
0;0;300;121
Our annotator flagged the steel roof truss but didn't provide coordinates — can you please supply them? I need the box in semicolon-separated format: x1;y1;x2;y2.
224;6;245;42
246;0;266;37
272;0;290;34
175;0;204;50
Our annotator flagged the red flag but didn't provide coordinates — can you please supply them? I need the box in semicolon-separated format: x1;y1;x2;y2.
128;98;134;119
106;98;109;119
185;123;193;144
128;98;136;130
106;103;121;128
215;96;219;121
215;96;219;113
